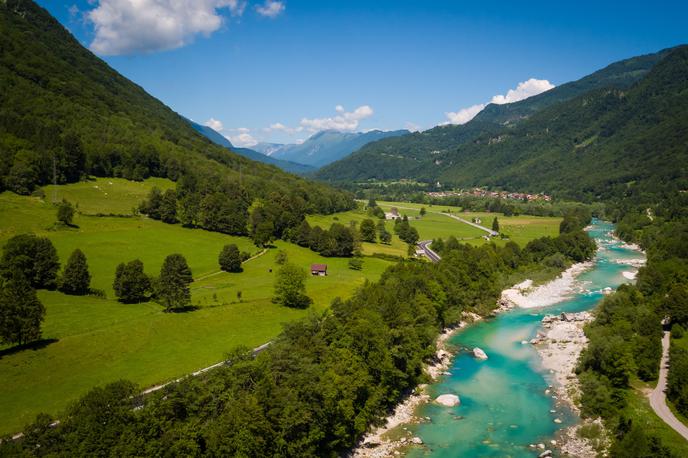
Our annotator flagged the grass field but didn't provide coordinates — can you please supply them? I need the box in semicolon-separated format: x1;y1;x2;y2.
0;179;393;435
311;201;562;256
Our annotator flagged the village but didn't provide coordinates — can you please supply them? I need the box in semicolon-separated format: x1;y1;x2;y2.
427;187;552;202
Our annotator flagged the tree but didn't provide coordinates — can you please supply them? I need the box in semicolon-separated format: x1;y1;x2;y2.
419;207;426;217
273;263;310;308
275;250;288;265
359;219;377;243
348;258;363;270
0;270;45;346
61;133;85;183
159;189;177;224
2;234;60;289
377;220;392;244
158;254;193;311
492;217;500;233
113;260;150;303
60;249;90;295
367;197;377;208
219;244;242;273
57;199;75;225
141;187;163;220
253;221;275;247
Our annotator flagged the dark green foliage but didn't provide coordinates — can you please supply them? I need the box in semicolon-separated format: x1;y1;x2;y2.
218;244;242;273
491;217;499;232
0;269;45;345
274;250;288;265
560;207;592;233
158;254;193;312
377;220;391;244
348;258;363;270
56;199;75;225
359;218;377;242
1;234;60;289
59;249;90;295
610;422;677;458
419;207;426;216
395;217;420;245
667;345;688;417
113;260;150;304
159;189;177;224
273;263;311;308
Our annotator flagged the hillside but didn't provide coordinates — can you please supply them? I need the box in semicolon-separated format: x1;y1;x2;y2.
0;0;349;213
187;120;315;174
315;47;677;186
254;129;409;168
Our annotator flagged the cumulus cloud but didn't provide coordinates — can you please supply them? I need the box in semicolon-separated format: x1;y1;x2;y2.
205;117;224;132
226;127;258;147
256;0;285;18
444;78;554;125
86;0;246;55
300;105;374;132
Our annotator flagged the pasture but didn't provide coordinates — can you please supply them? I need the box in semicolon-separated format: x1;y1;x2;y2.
0;179;392;434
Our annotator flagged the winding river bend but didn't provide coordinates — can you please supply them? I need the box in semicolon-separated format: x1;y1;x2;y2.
406;220;645;457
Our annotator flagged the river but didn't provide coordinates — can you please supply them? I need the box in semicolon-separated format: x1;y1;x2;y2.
405;220;645;457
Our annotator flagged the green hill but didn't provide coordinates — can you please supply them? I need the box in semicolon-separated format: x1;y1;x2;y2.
0;0;349;213
314;46;682;198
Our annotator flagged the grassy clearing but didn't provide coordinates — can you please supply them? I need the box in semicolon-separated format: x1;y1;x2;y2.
628;379;688;456
0;183;392;435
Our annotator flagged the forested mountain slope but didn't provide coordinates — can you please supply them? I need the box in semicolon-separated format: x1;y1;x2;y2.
315;46;678;186
0;0;350;214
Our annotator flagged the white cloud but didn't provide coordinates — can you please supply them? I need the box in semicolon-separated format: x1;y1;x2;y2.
404;122;422;132
300;105;374;132
204;117;224;132
256;0;285;18
87;0;246;55
444;78;554;125
226;127;258;147
489;78;555;105
445;104;486;125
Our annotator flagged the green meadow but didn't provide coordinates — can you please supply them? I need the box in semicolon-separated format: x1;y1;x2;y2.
0;179;392;435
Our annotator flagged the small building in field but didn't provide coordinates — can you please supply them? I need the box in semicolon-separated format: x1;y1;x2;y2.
385;207;401;220
311;264;328;276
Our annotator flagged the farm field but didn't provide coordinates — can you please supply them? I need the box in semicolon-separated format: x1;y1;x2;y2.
309;201;562;257
0;180;393;435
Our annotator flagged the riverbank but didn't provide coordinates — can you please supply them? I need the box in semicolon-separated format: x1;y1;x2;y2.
350;313;482;458
500;261;593;309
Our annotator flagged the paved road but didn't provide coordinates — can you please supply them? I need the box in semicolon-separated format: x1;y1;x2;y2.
648;331;688;441
440;212;498;236
417;240;441;263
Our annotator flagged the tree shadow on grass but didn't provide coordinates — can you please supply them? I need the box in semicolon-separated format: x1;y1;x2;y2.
165;305;200;313
0;338;59;359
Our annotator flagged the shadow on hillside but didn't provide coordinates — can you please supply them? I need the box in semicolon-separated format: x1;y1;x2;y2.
166;305;200;313
0;338;59;359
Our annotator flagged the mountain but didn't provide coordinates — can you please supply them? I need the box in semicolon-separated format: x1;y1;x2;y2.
315;47;676;185
0;0;349;214
187;120;315;174
256;129;409;168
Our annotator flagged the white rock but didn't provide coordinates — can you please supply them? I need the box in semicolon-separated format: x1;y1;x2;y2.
521;340;529;345
411;437;423;445
537;443;545;449
435;394;460;407
554;418;562;424
473;347;488;360
539;451;552;458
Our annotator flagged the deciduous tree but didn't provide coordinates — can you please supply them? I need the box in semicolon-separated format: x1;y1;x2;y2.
60;249;90;295
158;254;193;311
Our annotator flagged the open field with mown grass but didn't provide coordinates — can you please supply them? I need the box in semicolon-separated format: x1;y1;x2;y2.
0;179;393;435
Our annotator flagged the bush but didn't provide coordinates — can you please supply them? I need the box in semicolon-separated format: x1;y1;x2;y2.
275;250;288;265
672;324;685;339
348;258;363;270
57;199;75;225
219;244;242;273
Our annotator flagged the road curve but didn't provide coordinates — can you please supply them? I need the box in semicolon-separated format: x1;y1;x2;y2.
648;331;688;441
417;240;441;263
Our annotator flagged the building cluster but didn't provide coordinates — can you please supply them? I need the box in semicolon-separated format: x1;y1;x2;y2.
426;188;551;202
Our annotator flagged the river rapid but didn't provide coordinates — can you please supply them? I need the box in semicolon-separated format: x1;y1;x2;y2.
405;220;645;457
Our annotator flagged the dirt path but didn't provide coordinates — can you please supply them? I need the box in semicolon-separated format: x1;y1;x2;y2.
648;331;688;441
194;248;268;282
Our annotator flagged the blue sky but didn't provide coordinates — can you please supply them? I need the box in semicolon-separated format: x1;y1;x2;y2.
37;0;688;146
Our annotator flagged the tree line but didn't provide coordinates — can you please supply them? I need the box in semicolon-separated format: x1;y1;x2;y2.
0;227;598;456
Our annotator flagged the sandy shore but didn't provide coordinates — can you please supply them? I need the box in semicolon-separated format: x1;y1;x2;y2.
501;262;593;309
350;313;482;458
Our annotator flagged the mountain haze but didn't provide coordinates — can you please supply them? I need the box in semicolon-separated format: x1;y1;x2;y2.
255;129;409;168
187;120;316;174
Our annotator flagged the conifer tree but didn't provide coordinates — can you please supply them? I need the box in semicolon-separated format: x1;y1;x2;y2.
0;270;45;345
158;254;193;311
60;249;91;295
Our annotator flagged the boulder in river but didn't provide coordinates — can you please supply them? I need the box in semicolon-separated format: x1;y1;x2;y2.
473;347;488;360
435;394;460;406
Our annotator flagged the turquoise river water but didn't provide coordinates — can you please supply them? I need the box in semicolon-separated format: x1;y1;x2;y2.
406;220;645;457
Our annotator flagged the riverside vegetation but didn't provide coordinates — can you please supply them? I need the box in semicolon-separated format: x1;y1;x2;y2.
0;218;596;456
